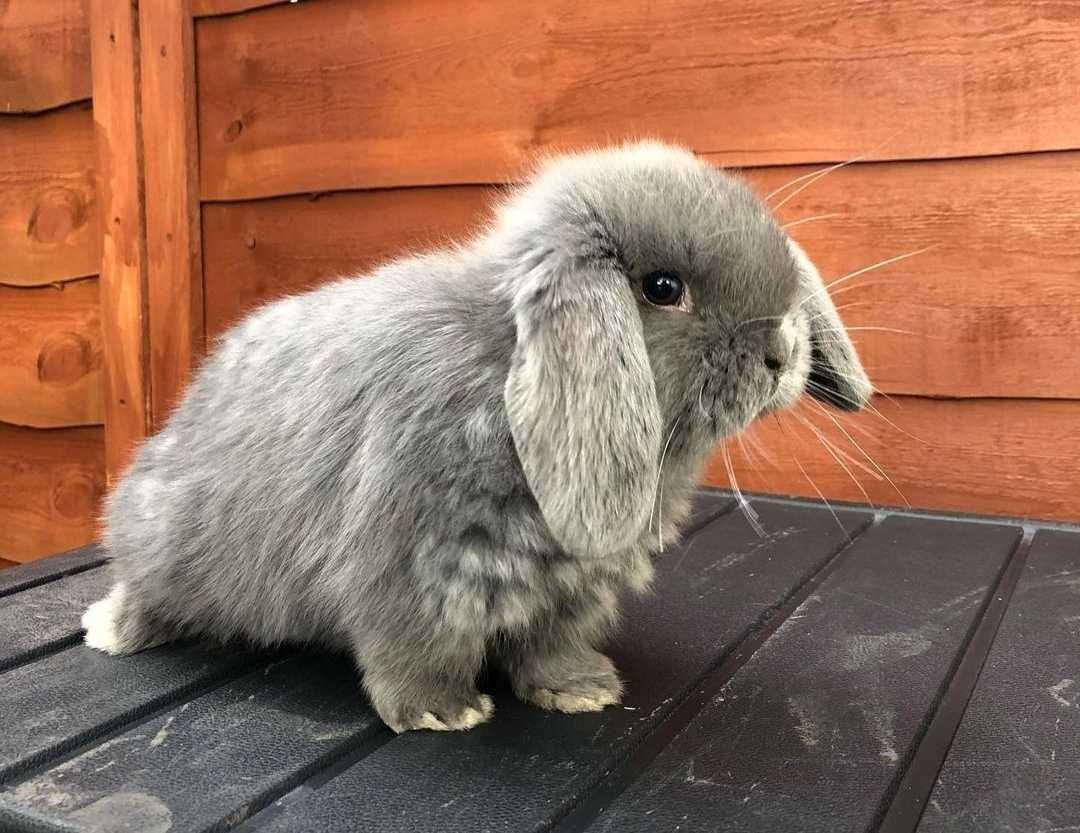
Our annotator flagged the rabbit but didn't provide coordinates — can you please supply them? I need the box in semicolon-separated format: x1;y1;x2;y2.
82;140;870;733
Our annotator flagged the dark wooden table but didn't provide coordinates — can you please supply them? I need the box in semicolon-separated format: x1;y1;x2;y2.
1;492;1077;833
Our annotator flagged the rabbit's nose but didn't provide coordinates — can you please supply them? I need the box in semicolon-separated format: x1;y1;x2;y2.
763;328;795;373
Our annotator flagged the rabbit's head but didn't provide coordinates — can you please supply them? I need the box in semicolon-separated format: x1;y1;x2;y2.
492;141;870;557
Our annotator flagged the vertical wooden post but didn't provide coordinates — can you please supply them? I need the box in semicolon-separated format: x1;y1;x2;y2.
139;1;205;427
87;0;150;482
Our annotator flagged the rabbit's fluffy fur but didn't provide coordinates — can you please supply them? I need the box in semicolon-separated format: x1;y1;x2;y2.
84;141;870;732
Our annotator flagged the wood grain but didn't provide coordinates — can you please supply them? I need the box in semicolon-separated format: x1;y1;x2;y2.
0;423;105;563
741;152;1080;400
139;1;205;426
88;0;150;480
190;0;290;17
195;0;1080;200
202;186;494;337
0;104;100;287
201;151;1080;399
705;396;1080;523
0;279;104;429
0;0;91;112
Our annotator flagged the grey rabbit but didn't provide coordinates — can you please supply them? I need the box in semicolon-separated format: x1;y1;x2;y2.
83;141;870;732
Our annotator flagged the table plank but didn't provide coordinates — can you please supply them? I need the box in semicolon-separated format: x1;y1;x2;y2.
245;500;870;833
918;529;1080;833
0;565;111;671
0;643;265;782
0;655;386;833
587;516;1021;833
0;546;104;598
682;493;733;533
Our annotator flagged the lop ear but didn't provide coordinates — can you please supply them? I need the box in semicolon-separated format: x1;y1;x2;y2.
504;252;662;558
788;240;872;411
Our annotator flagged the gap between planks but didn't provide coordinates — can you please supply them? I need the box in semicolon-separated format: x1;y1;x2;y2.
873;528;1035;833
545;506;876;833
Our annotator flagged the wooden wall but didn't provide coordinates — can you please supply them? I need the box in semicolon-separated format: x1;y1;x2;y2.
0;2;106;564
185;0;1080;522
5;0;1078;569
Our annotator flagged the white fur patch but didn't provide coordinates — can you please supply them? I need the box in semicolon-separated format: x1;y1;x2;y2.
82;583;127;655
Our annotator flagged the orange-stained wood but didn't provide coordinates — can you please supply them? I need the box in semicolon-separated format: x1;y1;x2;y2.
0;0;91;112
139;1;205;426
87;0;150;481
0;279;104;429
190;0;290;16
740;152;1080;400
705;396;1080;523
200;150;1080;400
0;104;100;287
202;186;495;338
195;0;1080;200
0;423;105;563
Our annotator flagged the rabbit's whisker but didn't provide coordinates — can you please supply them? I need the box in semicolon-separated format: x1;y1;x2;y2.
696;384;711;422
744;424;778;469
816;325;918;337
735;432;758;469
802;379;926;445
782;212;845;231
722;443;765;537
806;301;870;324
766;130;903;208
792;411;882;482
767;158;860;210
736;314;784;333
805;397;910;508
791;411;874;507
652;417;682;549
773;414;847;536
823;245;938;294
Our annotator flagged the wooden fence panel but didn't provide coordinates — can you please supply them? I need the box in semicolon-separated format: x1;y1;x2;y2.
0;105;99;287
0;424;105;563
0;280;104;429
706;396;1080;523
200;153;1080;400
87;0;150;480
0;0;91;112
196;0;1080;200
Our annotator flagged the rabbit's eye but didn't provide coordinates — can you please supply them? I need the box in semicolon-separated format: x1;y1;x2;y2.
642;271;683;306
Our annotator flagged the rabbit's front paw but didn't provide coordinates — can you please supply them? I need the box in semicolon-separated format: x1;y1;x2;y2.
513;649;624;714
374;690;495;734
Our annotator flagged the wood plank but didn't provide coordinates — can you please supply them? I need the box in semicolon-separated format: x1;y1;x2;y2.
195;0;1080;200
190;0;291;16
0;0;91;112
88;0;151;481
0;424;105;563
0;643;263;783
591;516;1020;833
201;186;493;337
0;655;386;832
201;150;1080;400
0;565;112;671
0;545;104;598
919;529;1080;833
0;279;104;428
0;104;99;286
242;504;871;833
742;152;1080;400
707;395;1080;523
139;1;205;426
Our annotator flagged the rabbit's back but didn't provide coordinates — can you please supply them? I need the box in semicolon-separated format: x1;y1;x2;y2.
103;254;522;647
